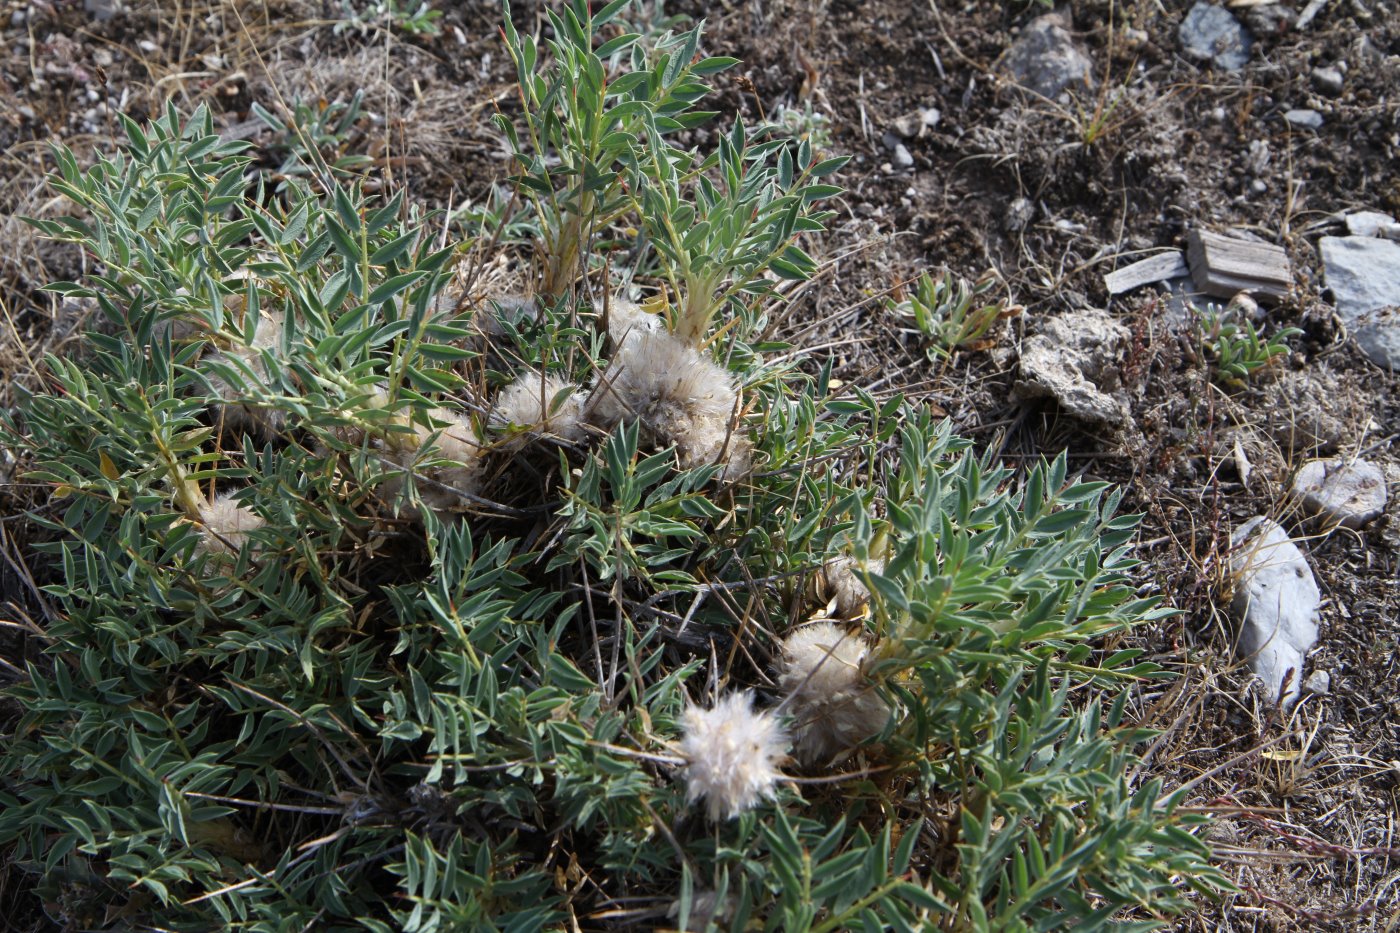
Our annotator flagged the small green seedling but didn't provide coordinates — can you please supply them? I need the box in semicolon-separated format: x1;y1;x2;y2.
1194;300;1300;387
890;268;1015;359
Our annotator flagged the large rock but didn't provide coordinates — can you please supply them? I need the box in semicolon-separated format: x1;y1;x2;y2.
1229;517;1320;706
1001;12;1095;102
1318;236;1400;369
1292;459;1388;529
1014;309;1130;426
1179;2;1252;72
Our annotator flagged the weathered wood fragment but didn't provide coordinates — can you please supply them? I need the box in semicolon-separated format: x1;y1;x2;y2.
1103;251;1189;295
1186;230;1291;301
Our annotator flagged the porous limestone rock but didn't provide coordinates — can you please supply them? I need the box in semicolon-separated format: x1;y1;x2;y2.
1014;308;1130;426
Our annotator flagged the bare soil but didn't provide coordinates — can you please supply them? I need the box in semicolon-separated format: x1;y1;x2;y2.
2;0;1397;929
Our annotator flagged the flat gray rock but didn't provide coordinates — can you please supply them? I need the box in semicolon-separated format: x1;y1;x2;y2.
1014;309;1130;426
1180;2;1253;71
1002;12;1095;101
1344;210;1400;239
1230;517;1320;706
1312;66;1344;96
1284;108;1324;130
1318;236;1400;369
1292;459;1388;529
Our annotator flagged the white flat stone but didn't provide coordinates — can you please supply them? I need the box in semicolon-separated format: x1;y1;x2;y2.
1345;210;1397;238
1229;517;1321;706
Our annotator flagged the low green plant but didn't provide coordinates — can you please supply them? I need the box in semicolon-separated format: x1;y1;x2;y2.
890;268;1013;359
1194;301;1300;387
497;0;842;339
496;0;724;299
0;4;1229;930
771;99;834;152
334;0;443;36
252;92;374;186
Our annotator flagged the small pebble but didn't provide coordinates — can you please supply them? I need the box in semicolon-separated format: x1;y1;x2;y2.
1284;108;1324;129
1005;197;1036;233
1250;179;1267;194
1179;2;1253;72
1303;670;1331;695
1311;66;1344;96
882;132;914;168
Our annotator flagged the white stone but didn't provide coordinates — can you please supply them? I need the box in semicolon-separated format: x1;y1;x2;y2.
1292;459;1388;529
1311;66;1344;95
1284;108;1324;129
1344;210;1398;238
1303;670;1330;695
1318;236;1400;369
1229;517;1321;706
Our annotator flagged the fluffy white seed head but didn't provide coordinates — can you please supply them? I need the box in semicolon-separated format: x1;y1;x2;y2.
674;413;752;481
667;890;734;931
679;692;788;821
195;493;265;556
494;372;588;446
589;326;749;479
379;408;485;517
603;297;662;343
206;307;289;437
777;622;891;765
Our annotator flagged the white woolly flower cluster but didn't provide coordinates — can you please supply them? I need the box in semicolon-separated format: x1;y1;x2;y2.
666;889;735;931
195;493;266;556
205;305;289;437
494;372;588;447
777;621;891;765
379;407;485;517
679;691;788;821
588;301;751;480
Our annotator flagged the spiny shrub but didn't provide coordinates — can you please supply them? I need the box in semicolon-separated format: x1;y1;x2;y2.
0;2;1227;930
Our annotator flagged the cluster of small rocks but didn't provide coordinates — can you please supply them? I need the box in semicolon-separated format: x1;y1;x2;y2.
997;2;1396;709
1228;454;1387;707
